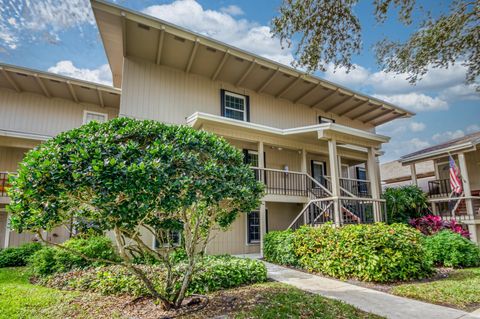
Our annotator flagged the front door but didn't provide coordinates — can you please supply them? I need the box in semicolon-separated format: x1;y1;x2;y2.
311;160;326;187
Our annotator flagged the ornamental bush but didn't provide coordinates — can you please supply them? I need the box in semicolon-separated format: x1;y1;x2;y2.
293;223;433;282
409;215;470;238
382;185;429;223
42;255;267;297
0;242;42;268
29;236;120;276
423;230;480;268
264;230;299;266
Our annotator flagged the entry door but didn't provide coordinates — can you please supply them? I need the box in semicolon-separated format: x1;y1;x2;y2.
311;160;326;187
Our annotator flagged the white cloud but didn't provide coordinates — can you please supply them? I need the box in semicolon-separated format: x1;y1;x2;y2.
409;122;426;132
466;124;480;133
47;60;112;85
0;0;94;50
380;137;430;162
142;0;294;66
373;93;448;112
432;130;465;143
439;84;480;102
324;63;370;87
220;5;244;16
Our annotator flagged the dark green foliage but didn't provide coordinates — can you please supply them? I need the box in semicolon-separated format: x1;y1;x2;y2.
293;223;433;282
0;242;42;267
263;230;298;266
423;231;480;268
29;236;119;276
382;185;429;223
45;255;267;297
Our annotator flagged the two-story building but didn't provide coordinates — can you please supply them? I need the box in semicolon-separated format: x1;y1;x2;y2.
400;132;480;244
0;63;121;247
1;0;415;255
89;0;413;255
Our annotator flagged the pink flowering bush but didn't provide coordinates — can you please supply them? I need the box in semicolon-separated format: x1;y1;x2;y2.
409;215;470;238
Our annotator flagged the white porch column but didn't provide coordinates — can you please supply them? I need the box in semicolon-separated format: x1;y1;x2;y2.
458;153;474;216
258;141;265;182
301;148;307;174
259;201;267;257
4;212;10;248
410;164;418;186
328;139;342;226
367;147;381;222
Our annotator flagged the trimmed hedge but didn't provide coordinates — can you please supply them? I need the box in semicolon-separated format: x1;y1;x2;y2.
424;230;480;268
293;223;433;282
43;255;267;297
264;230;298;266
30;236;119;276
0;242;43;267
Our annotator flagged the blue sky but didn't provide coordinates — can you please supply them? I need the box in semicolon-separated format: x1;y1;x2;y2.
0;0;478;162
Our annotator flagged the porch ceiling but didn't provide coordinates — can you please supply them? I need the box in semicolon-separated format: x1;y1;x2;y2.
0;63;121;108
187;112;388;150
91;0;415;127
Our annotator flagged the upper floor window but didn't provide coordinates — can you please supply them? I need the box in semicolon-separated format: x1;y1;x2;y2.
83;110;108;124
318;116;335;124
221;90;250;122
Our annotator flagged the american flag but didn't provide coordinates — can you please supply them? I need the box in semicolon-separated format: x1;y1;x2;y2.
449;155;463;194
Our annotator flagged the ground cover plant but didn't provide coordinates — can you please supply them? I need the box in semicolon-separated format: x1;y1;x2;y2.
392;267;480;311
7;117;263;310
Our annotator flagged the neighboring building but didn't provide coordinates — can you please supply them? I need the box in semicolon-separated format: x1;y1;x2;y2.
381;160;435;191
400;131;480;244
0;63;121;248
1;0;415;255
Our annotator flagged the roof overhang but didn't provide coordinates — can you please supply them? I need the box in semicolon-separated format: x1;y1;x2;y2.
0;63;121;108
91;0;415;127
400;142;477;165
187;112;389;149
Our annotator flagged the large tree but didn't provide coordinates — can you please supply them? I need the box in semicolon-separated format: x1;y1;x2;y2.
7;118;263;309
272;0;479;87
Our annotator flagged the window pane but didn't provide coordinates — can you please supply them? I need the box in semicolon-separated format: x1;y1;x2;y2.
247;211;260;243
246;151;259;167
85;112;107;124
225;108;245;121
225;94;245;111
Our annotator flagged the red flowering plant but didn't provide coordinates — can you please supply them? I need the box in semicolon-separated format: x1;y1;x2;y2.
409;215;470;238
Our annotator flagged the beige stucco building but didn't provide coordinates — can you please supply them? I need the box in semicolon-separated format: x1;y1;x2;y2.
1;0;416;255
380;160;435;191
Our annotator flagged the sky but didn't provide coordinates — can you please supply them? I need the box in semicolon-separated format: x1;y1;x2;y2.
0;0;478;163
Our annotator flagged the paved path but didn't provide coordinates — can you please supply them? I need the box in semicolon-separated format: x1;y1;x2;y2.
264;261;480;319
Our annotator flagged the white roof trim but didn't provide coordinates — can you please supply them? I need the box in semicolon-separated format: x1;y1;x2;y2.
0;129;51;141
186;112;389;143
400;142;476;164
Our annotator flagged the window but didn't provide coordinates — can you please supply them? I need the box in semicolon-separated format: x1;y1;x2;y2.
154;229;181;248
83;111;108;124
318;116;335;124
247;211;260;244
356;167;368;195
244;150;258;166
221;90;249;121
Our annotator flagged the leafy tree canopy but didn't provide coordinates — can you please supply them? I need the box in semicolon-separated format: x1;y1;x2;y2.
7;117;263;309
272;0;479;88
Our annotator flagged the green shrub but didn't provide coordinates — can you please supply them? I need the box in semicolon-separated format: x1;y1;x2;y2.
382;185;429;223
293;223;433;282
44;255;267;297
0;242;43;267
264;230;298;266
29;236;119;276
423;230;480;268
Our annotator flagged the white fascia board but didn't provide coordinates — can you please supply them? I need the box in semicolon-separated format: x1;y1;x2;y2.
400;142;475;164
0;129;51;141
186;112;390;143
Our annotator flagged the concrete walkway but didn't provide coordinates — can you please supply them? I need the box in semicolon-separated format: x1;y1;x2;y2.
264;261;480;319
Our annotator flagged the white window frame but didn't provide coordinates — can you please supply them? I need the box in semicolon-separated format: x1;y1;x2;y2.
224;91;247;122
319;116;335;124
83;110;108;124
341;164;350;179
245;211;260;245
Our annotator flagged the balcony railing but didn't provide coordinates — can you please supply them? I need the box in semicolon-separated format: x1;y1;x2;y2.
428;179;452;197
340;177;371;198
252;167;312;197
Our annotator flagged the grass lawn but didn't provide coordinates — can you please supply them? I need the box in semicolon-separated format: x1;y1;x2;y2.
391;267;480;311
0;267;381;318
